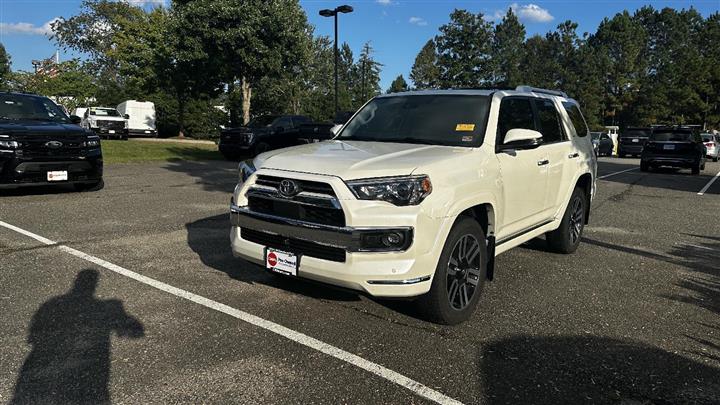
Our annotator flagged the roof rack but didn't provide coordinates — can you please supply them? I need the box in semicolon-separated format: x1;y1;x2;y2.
515;86;568;98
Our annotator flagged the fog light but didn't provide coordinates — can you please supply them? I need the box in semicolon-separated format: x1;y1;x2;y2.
382;232;404;247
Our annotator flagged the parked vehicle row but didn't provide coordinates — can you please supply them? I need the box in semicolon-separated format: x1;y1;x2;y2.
72;100;157;140
230;86;597;324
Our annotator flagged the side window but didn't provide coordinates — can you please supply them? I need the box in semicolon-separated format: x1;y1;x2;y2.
497;97;535;144
84;110;89;118
601;134;610;141
562;101;589;137
275;117;292;130
534;99;565;144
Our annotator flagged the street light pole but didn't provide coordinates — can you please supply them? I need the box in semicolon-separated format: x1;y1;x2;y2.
319;5;354;114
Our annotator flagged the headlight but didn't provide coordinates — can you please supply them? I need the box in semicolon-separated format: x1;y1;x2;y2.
243;133;255;144
239;159;257;182
346;175;432;206
0;140;20;149
124;121;128;129
83;138;100;148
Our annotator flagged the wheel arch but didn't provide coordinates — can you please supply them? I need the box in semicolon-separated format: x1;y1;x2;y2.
575;173;592;225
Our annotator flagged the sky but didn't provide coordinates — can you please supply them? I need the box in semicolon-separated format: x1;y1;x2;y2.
1;0;719;91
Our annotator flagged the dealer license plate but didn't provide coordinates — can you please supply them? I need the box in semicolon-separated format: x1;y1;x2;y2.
265;248;298;276
108;130;116;134
47;171;68;182
663;144;675;150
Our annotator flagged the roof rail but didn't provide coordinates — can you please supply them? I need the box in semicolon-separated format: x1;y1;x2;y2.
515;86;568;98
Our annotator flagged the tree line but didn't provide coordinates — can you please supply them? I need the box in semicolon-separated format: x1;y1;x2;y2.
0;0;382;137
406;7;719;130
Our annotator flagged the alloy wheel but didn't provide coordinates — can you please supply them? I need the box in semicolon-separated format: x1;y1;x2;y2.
569;197;584;245
446;234;482;310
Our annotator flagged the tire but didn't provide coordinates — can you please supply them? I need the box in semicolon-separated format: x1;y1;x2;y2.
713;156;718;162
417;217;486;325
546;187;586;254
640;161;649;172
691;165;700;175
253;142;270;156
74;179;104;192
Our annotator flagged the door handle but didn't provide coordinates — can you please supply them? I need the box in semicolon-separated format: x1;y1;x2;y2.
537;159;550;166
568;152;579;159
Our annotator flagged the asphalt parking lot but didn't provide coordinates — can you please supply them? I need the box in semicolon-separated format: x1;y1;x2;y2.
1;156;719;404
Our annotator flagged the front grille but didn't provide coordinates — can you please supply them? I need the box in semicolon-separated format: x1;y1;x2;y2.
255;175;336;196
19;139;85;158
248;195;345;227
96;120;125;130
241;228;346;262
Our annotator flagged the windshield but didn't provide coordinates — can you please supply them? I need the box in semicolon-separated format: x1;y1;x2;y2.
651;131;694;142
0;93;71;123
89;108;121;117
338;95;491;147
247;116;278;128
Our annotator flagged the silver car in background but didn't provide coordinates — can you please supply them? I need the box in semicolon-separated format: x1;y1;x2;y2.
702;133;719;162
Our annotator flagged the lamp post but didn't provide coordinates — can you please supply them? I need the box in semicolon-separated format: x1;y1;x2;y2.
319;5;354;114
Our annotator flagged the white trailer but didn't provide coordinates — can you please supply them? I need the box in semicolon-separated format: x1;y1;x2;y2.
117;100;157;137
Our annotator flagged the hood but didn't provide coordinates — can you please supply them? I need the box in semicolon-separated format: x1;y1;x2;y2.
256;140;472;180
0;121;88;138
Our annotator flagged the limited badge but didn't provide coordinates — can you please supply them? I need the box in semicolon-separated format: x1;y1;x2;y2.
455;123;475;131
462;136;473;142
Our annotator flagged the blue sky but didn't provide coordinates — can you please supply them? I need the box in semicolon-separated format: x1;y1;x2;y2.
1;0;719;90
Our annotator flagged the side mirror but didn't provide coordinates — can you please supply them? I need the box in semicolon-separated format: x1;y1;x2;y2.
124;114;130;119
330;125;341;136
500;128;543;150
70;115;82;124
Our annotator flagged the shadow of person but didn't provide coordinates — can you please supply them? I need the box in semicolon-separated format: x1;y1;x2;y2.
11;269;144;405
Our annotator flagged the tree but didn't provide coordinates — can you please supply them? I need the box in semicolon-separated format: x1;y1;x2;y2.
175;0;312;124
9;60;96;110
356;42;383;103
0;43;11;90
491;9;526;87
435;9;494;87
387;75;409;93
410;39;440;89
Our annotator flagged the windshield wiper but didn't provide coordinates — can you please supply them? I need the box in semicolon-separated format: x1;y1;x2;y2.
378;137;441;145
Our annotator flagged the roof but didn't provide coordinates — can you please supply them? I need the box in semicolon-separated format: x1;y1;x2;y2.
378;85;571;99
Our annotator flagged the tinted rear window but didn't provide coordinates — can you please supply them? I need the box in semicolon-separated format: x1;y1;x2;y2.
651;131;693;142
622;129;649;138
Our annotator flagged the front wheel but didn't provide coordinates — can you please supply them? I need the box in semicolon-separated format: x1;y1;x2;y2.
546;188;586;254
74;179;104;192
640;160;649;172
417;217;486;325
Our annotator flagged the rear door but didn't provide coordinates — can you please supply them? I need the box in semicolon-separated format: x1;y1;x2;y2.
532;98;573;215
495;97;549;239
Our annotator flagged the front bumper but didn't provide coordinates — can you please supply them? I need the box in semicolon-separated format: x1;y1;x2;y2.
91;127;127;137
0;152;103;188
219;142;253;154
229;171;448;297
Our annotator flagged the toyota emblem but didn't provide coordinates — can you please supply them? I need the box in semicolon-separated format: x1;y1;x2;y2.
45;140;63;149
278;179;300;197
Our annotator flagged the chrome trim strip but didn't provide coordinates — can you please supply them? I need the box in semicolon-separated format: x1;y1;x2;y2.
367;276;431;285
246;187;341;209
230;204;412;252
496;219;553;246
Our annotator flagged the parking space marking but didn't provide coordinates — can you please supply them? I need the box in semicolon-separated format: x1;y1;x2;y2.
597;167;639;179
0;220;463;405
697;170;720;196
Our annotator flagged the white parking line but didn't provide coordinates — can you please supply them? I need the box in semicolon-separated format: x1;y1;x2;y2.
698;170;720;196
0;220;463;405
597;167;639;179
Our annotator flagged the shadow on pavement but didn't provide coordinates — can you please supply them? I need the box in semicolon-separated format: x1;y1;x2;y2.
162;159;239;194
481;335;720;404
11;269;144;405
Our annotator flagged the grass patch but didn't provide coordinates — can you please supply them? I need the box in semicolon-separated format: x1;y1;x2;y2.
102;140;222;164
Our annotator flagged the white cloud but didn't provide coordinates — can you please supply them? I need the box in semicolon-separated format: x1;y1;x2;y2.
486;3;554;23
409;16;428;26
376;0;392;4
0;18;59;36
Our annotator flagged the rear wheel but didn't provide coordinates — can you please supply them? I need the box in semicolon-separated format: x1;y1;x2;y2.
691;163;700;175
618;152;625;158
640;160;649;172
546;188;586;254
418;217;486;325
713;156;718;162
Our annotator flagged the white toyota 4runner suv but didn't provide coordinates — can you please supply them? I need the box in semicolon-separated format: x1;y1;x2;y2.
230;86;597;324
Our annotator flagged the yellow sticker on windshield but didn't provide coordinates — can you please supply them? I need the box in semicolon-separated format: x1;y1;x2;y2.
455;124;475;131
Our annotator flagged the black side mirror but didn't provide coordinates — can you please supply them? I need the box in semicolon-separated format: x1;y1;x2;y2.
70;115;82;124
124;114;130;119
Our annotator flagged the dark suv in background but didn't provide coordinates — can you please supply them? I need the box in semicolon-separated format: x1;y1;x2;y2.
618;127;650;157
640;126;706;174
219;115;313;159
0;92;104;191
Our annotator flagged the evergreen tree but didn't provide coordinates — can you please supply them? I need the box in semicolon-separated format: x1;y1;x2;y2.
0;43;10;90
387;75;409;93
492;9;526;87
410;39;440;89
435;9;494;88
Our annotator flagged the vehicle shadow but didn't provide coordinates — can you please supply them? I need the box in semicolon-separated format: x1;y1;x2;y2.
162;158;239;194
480;335;720;404
598;159;719;194
185;213;432;320
11;269;144;404
0;184;77;197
